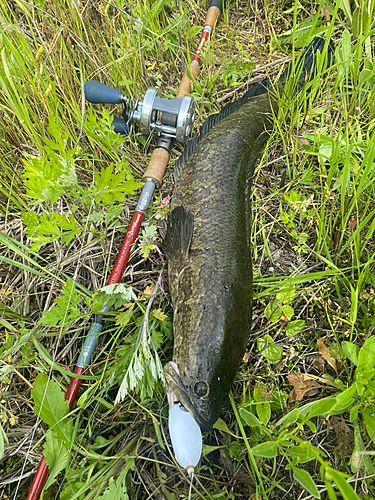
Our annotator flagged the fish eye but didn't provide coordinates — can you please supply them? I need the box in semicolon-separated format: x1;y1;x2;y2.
193;381;209;397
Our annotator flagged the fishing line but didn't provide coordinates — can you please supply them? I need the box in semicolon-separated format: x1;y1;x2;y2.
13;200;94;500
188;474;193;500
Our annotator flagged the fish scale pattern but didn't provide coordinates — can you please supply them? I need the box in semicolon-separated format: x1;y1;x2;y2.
163;37;334;429
164;95;276;429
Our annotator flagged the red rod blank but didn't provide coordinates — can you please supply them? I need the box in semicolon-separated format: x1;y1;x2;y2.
26;368;85;500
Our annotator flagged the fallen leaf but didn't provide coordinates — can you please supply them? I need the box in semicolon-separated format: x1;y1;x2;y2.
151;308;167;321
291;373;339;387
287;373;339;403
143;286;154;296
306;373;339;389
317;338;337;373
287;373;322;403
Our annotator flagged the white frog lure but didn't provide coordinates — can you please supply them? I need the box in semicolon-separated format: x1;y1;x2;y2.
167;362;202;479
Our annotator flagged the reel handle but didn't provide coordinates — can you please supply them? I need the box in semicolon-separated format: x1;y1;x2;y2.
84;80;123;104
111;115;129;134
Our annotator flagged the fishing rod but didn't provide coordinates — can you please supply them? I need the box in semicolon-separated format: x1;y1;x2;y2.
26;1;226;499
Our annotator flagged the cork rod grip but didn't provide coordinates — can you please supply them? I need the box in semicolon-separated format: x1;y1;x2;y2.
142;148;170;186
176;64;200;98
205;5;221;30
176;6;221;98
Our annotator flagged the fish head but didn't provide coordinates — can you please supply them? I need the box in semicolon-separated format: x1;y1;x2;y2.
164;361;225;430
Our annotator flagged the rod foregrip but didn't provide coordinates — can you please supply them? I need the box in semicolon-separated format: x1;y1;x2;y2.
205;5;222;29
177;64;200;98
176;4;222;99
141;148;170;187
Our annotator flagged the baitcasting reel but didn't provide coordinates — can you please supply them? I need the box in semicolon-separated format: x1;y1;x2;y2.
84;80;195;143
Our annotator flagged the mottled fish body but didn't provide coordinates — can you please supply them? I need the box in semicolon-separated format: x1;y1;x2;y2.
163;37;333;430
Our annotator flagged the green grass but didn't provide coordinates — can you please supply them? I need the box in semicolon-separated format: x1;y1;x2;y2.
1;0;375;499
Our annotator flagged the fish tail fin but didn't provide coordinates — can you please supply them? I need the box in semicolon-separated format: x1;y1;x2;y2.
175;36;334;179
277;36;335;91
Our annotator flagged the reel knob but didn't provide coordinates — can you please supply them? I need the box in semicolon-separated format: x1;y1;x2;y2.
84;80;129;105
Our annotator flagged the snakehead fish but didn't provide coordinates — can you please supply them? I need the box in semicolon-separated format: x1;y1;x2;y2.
163;37;333;430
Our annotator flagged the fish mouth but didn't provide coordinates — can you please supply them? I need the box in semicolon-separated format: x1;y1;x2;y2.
164;362;210;430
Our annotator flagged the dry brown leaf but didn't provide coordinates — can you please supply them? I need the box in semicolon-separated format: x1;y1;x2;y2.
317;338;337;373
287;373;322;402
287;372;340;403
288;372;339;387
305;373;339;388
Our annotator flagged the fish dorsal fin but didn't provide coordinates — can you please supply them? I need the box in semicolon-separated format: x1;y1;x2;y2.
161;206;194;262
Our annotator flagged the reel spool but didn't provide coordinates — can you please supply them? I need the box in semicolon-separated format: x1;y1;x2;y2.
84;81;195;143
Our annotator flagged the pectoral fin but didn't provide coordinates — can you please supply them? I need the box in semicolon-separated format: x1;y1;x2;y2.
161;206;194;262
